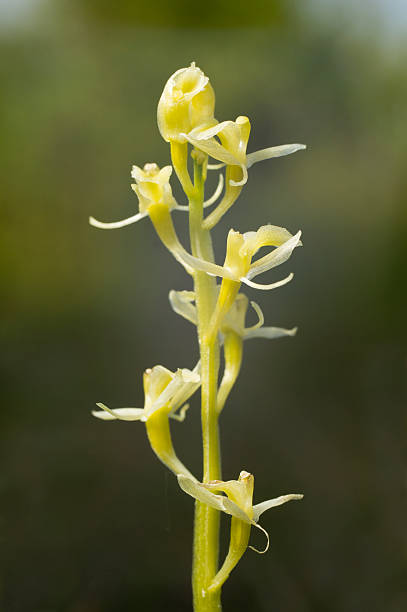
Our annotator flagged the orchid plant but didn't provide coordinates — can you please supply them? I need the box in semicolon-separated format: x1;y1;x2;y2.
90;62;305;611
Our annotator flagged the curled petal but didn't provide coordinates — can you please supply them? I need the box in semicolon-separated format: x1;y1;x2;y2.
92;403;145;421
249;522;270;554
203;173;224;207
245;300;265;332
246;143;306;168
229;164;248;187
174;173;224;211
241;272;294;291
89;212;147;230
170;403;190;422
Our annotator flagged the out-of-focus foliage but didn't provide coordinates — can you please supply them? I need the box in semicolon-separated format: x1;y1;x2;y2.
1;1;407;611
72;0;290;27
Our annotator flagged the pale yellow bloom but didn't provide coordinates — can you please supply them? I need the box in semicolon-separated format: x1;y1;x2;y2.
179;470;302;529
92;364;200;478
184;115;305;228
185;116;305;188
178;471;302;591
169;290;297;341
157;62;216;144
92;363;200;422
131;163;176;213
89;161;223;230
179;224;302;291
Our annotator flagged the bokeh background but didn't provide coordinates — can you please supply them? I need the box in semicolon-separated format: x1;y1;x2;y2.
2;1;407;610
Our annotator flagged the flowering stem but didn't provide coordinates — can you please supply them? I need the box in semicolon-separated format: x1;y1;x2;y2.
189;155;222;611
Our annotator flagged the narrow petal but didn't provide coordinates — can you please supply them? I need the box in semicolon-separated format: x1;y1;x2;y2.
207;162;226;170
177;250;237;281
173;173;224;211
245;325;297;341
241;272;294;291
203;173;224;207
178;475;251;523
246;143;306;168
249;522;270;554
170;403;190;422
188;120;237;141
169;290;198;325
92;403;145;421
89;212;147;229
244;300;265;332
247;231;302;280
252;493;303;522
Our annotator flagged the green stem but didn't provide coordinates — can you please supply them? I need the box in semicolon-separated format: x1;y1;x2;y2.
189;155;222;611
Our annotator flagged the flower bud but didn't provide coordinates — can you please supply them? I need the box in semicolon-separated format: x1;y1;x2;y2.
157;62;216;143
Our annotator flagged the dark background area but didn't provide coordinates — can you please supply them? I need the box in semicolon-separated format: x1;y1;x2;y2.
1;1;406;610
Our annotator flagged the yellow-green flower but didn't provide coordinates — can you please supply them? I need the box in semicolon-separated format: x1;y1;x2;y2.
169;289;296;342
92;363;200;422
92;364;200;478
178;471;302;591
179;470;302;531
179;224;301;290
184;116;305;187
157;62;216;144
89;161;223;230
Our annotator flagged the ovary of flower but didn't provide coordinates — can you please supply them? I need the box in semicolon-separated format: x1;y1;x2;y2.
178;471;303;592
157;62;217;144
92;364;200;478
88;162;223;230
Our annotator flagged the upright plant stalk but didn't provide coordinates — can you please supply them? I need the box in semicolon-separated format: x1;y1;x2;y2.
90;62;306;612
188;155;222;610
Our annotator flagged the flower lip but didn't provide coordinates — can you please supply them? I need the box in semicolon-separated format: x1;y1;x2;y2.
169;62;209;102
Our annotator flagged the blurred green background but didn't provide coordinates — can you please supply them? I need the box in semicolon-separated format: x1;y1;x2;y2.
1;1;407;610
